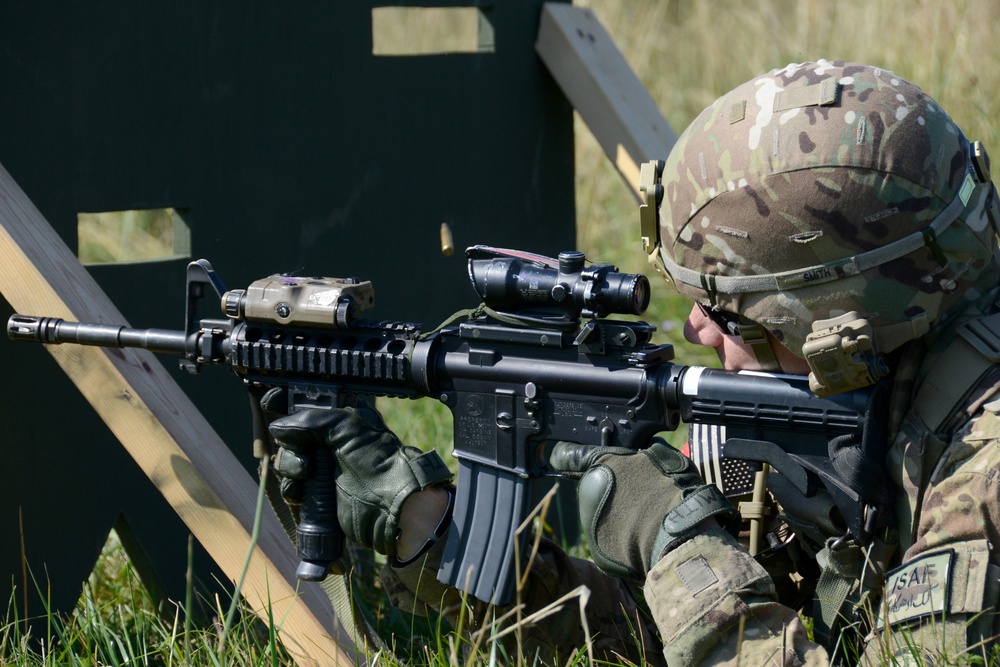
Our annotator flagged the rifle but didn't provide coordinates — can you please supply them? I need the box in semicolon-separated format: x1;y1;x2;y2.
7;246;891;605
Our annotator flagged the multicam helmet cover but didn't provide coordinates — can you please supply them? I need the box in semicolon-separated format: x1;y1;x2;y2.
655;59;1000;358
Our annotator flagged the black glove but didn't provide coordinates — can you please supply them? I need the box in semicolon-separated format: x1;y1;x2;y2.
265;394;452;558
550;438;739;581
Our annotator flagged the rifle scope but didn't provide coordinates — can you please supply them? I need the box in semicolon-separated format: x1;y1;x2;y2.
466;246;650;320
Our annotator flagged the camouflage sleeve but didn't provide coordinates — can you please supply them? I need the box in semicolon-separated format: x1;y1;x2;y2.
644;525;830;666
867;404;1000;664
381;534;666;666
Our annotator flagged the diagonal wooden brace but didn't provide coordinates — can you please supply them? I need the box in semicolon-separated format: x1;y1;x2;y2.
0;160;359;667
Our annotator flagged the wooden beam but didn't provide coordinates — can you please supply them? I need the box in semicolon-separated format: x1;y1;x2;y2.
0;161;359;666
536;3;676;199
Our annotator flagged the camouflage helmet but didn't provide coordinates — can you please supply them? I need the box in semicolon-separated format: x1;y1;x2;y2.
646;59;1000;367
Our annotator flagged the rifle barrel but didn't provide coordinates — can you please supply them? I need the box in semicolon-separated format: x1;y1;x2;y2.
8;315;188;355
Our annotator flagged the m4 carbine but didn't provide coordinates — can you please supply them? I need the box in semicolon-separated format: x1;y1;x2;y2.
8;246;890;605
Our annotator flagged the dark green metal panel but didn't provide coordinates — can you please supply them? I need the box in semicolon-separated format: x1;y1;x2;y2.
0;0;574;620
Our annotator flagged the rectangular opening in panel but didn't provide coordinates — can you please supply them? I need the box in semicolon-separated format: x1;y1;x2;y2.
78;207;191;265
372;7;494;56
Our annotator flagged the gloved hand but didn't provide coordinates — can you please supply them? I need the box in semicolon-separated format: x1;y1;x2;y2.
264;393;453;558
550;438;739;582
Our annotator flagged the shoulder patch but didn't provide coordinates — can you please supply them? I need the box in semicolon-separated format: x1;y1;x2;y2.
676;555;719;595
879;550;953;628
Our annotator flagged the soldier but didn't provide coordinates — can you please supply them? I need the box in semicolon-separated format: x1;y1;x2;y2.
268;60;1000;665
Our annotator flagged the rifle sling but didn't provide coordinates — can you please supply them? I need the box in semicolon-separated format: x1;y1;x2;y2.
911;311;1000;433
812;530;897;659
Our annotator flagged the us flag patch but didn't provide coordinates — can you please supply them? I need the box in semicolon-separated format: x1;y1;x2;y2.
687;423;757;497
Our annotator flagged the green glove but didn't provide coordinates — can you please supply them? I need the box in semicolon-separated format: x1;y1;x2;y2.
550;438;739;582
267;403;453;557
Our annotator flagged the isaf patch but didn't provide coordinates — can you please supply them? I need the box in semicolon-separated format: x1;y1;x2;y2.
879;550;954;628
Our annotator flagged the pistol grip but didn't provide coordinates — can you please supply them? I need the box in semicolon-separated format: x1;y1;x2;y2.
437;459;532;606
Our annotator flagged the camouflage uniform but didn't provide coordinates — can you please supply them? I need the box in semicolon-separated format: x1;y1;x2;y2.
643;332;1000;665
383;61;1000;665
641;60;1000;665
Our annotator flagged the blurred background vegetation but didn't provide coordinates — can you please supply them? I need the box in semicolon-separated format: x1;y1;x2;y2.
78;207;191;265
7;1;1000;664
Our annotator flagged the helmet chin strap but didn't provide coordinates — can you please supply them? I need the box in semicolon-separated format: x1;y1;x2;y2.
737;319;783;372
699;270;784;373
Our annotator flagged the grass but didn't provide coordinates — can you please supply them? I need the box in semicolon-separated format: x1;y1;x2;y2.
2;532;293;666
7;0;1000;664
0;488;606;666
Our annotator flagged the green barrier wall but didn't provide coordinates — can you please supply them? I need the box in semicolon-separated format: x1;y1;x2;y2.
0;0;575;620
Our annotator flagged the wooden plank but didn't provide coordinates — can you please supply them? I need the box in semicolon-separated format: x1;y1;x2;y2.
0;161;359;666
536;3;677;199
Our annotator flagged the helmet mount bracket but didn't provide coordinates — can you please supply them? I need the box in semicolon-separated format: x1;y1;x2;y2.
803;312;889;397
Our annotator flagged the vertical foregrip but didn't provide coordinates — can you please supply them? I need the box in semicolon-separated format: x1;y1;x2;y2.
437;459;532;606
295;445;345;581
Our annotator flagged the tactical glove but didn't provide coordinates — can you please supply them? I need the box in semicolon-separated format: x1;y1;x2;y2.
550;438;739;582
266;399;453;558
